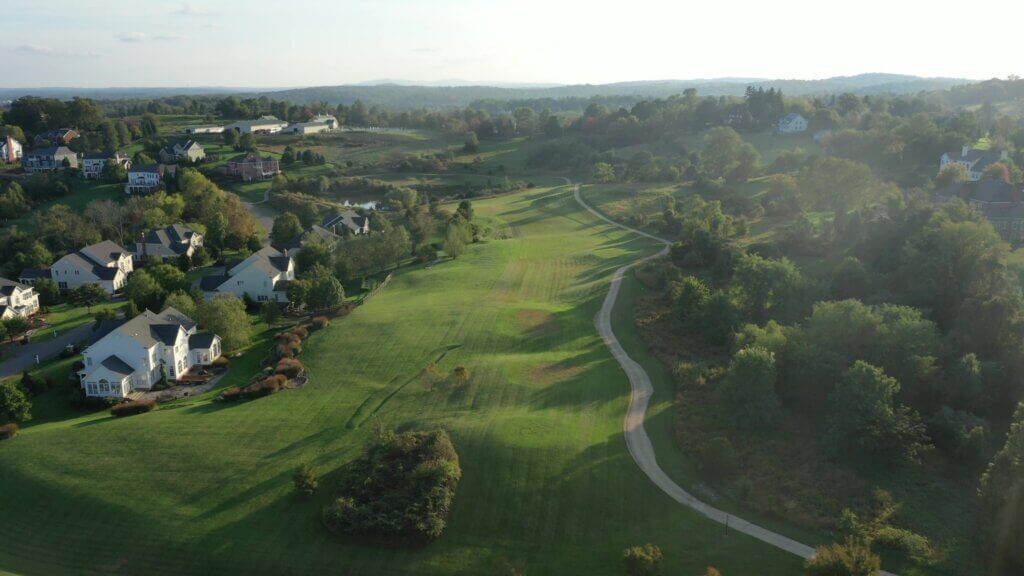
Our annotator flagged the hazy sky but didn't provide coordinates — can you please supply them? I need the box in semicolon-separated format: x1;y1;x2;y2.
1;0;1020;88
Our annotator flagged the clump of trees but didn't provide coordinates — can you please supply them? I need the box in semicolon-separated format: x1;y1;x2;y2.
322;430;461;542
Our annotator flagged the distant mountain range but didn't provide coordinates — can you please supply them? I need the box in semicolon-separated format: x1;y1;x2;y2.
263;74;973;109
0;74;977;109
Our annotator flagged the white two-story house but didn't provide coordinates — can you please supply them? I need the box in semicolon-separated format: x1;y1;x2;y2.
126;164;174;194
81;151;130;179
777;113;808;134
0;278;40;319
49;240;133;293
940;146;1010;181
199;246;295;303
78;307;221;398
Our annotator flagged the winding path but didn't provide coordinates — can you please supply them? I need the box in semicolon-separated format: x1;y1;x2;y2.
571;182;897;575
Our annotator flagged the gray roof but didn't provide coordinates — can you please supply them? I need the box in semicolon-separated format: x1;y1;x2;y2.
109;307;195;349
322;210;369;234
100;355;135;377
26;146;75;158
79;240;127;267
199;274;230;292
780;113;805;123
18;268;51;281
143;224;197;254
83;151;128;161
936;180;1019;204
944;148;1005;172
0;278;30;297
229;246;291;278
130;163;162;174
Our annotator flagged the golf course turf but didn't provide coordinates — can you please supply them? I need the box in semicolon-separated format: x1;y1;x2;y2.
0;185;803;575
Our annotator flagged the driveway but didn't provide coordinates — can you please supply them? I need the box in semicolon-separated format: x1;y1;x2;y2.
242;186;275;244
0;323;97;378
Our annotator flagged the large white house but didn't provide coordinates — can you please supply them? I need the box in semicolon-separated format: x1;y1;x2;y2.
49;240;133;293
78;307;221;398
777;113;808;134
134;224;204;260
126;164;173;194
81;151;130;179
224;116;288;134
199;246;294;303
0;278;39;319
0;136;23;163
940;146;1009;182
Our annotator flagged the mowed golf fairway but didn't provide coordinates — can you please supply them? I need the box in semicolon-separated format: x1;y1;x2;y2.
0;185;802;575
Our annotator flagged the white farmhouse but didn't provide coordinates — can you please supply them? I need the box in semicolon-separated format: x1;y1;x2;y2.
777;113;808;134
199;246;295;303
78;307;221;398
49;240;133;293
0;136;23;163
940;146;1009;182
0;278;39;319
81;151;130;179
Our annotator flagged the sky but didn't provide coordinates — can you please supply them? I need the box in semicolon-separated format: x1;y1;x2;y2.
1;0;1021;88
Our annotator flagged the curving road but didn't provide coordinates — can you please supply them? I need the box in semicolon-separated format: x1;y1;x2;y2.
570;182;898;575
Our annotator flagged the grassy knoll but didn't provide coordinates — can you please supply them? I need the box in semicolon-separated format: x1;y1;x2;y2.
26;301;124;344
6;180;123;232
0;185;801;576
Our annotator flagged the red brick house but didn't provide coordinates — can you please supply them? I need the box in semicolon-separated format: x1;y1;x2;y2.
225;153;280;182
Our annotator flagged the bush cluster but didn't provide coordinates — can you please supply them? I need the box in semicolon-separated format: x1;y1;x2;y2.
311;316;330;330
0;423;18;440
212;356;230;369
322;430;461;542
275;358;305;379
110;399;157;417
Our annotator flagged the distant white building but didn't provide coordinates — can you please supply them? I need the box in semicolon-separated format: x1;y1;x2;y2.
184;125;224;135
940;146;1009;182
48;240;133;293
776;113;808;134
224;116;288;134
199;246;295;303
0;278;39;319
81;151;130;179
78;307;221;398
0;136;23;163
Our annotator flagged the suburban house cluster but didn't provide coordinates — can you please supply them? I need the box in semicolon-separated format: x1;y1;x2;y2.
78;307;221;399
133;224;204;260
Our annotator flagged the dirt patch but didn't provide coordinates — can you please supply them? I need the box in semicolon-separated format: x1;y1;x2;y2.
529;361;585;385
515;309;559;337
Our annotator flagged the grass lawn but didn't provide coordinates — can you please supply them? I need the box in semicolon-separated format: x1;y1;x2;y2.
28;301;124;344
0;184;802;576
6;180;124;232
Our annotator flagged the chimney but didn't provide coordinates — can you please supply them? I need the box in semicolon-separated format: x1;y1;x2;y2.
962;145;970;157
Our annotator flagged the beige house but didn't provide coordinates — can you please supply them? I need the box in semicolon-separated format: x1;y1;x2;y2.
0;278;39;319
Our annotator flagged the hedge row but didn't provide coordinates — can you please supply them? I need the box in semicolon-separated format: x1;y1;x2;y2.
0;423;18;440
222;375;288;401
110;399;157;417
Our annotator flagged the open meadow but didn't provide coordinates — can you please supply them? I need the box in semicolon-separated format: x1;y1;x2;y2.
0;184;805;576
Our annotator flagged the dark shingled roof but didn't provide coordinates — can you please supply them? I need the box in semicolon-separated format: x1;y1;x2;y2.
0;278;30;297
18;268;51;281
189;333;217;349
100;355;135;377
199;274;229;291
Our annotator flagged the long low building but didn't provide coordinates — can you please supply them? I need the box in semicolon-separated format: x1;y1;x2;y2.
224;116;288;134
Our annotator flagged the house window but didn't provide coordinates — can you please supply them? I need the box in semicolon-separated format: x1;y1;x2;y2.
87;383;97;395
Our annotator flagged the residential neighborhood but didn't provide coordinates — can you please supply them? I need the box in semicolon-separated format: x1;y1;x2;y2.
81;151;130;179
158;139;205;164
126;163;173;194
133;224;204;260
78;307;221;398
22;146;78;172
21;240;133;293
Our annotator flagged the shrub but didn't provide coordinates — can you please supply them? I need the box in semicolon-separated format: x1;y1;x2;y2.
212;356;230;368
275;342;297;358
276;332;302;357
699;436;738;478
293;462;319;495
291;326;309;340
311;316;330;330
110;399;157;417
220;387;243;401
0;422;18;440
623;543;663;576
275;358;305;379
244;375;286;397
452;366;470;383
323;430;461;542
805;538;880;576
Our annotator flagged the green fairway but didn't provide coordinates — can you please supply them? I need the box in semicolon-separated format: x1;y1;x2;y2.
0;185;802;576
